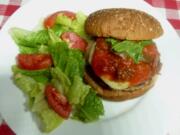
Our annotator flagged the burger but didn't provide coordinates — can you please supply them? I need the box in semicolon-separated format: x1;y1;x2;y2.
84;8;163;101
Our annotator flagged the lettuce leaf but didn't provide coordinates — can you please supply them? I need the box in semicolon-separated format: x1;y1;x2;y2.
18;44;49;54
51;24;70;37
48;29;63;45
72;90;104;122
56;12;89;40
51;68;89;105
10;11;104;132
67;49;85;78
31;75;49;84
13;73;38;94
51;67;71;95
48;30;103;117
30;84;64;132
48;42;69;70
67;75;89;105
10;27;49;47
13;73;63;132
38;108;63;132
48;31;85;79
106;38;153;63
12;65;51;77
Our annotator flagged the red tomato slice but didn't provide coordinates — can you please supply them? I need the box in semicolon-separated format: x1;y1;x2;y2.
44;11;76;28
17;54;53;70
45;84;71;119
61;32;87;52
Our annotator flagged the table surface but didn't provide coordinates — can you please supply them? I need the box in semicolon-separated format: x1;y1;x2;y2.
0;0;179;135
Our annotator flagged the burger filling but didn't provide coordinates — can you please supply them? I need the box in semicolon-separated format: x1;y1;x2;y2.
89;38;160;90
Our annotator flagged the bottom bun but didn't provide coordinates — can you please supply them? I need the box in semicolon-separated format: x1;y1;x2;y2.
84;71;157;101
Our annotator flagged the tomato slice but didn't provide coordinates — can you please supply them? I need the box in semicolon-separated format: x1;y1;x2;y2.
45;84;71;119
44;11;76;28
17;54;53;70
61;32;87;52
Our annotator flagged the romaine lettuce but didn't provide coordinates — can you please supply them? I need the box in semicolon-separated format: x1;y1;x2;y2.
56;12;89;40
13;73;63;132
51;24;70;37
10;27;50;47
51;67;71;95
72;90;104;122
12;65;51;77
106;38;153;63
67;75;89;105
48;31;85;79
10;11;104;133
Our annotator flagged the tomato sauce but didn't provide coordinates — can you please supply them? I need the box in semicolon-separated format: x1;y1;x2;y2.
91;38;160;86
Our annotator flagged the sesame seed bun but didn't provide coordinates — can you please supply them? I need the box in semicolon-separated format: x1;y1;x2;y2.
85;8;163;40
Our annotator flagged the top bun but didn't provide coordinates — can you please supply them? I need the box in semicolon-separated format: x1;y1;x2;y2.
85;8;163;40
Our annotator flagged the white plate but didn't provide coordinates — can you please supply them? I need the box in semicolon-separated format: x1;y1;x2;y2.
1;0;180;135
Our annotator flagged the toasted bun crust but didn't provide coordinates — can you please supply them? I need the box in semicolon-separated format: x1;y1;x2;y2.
84;71;157;101
85;8;163;40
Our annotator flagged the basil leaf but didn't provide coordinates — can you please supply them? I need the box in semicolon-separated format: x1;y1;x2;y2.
106;38;153;63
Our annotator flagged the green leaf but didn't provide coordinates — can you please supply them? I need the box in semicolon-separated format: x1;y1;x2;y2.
38;108;64;132
71;12;88;40
30;84;64;132
56;12;90;41
48;41;69;70
67;75;89;105
64;57;80;81
51;24;70;37
38;45;49;53
13;73;38;94
51;79;63;94
51;67;71;95
68;49;85;77
31;75;49;84
18;46;39;54
48;29;63;45
18;45;49;54
56;14;72;27
48;33;85;78
31;91;64;132
65;50;85;81
12;65;51;77
106;38;153;63
10;27;49;47
13;73;63;132
72;90;104;122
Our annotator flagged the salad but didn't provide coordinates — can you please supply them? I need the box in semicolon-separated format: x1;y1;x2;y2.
10;11;104;132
